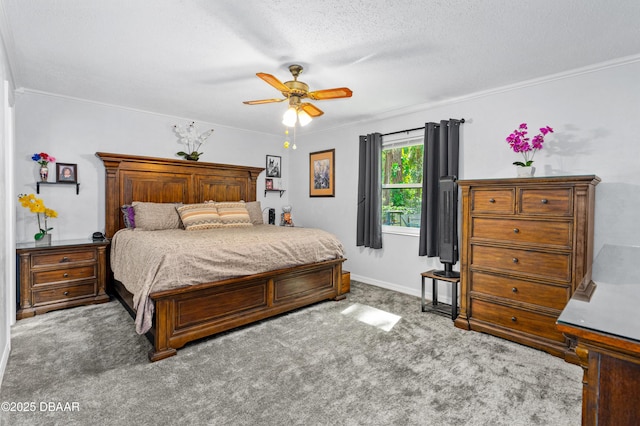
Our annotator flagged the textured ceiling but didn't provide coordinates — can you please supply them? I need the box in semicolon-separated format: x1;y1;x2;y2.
3;0;640;135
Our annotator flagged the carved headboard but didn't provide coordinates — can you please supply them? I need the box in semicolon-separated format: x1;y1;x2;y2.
96;152;264;238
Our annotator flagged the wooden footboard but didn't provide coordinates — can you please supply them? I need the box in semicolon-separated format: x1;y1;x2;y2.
113;258;345;361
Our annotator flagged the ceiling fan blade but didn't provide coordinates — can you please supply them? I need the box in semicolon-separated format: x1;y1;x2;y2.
300;103;324;117
256;73;290;93
243;98;286;105
307;87;353;100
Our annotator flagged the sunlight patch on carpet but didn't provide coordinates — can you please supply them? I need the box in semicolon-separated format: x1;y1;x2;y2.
341;303;401;332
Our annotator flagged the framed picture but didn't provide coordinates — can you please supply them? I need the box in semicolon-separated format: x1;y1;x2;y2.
56;163;77;183
265;178;274;190
309;149;335;197
266;155;281;178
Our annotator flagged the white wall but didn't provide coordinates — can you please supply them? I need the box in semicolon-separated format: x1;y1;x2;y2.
290;59;640;301
13;92;291;242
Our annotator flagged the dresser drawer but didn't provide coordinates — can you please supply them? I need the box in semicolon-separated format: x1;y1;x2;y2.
32;249;96;267
33;282;96;305
519;188;573;216
33;265;96;286
470;271;570;310
471;217;572;248
471;299;564;343
471;245;571;282
470;188;515;214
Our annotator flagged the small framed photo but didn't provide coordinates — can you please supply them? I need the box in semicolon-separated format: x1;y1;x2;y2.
266;155;281;178
56;163;77;183
265;178;274;190
309;149;335;197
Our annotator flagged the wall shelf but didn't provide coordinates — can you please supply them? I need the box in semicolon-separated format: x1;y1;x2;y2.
36;181;80;195
264;189;285;197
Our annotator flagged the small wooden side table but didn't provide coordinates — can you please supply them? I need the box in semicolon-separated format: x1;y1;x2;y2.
16;238;110;319
421;269;460;320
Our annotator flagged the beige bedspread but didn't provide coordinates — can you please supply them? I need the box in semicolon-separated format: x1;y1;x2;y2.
110;225;345;334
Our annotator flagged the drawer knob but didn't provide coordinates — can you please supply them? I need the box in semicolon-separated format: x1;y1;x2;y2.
512;258;519;263
61;256;69;262
63;291;69;296
511;316;517;322
489;198;495;203
512;287;518;293
63;273;69;278
513;228;519;234
541;199;548;204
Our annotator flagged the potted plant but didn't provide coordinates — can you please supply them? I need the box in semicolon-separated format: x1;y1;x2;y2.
506;123;553;177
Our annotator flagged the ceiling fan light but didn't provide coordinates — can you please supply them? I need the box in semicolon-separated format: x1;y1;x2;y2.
297;109;312;126
282;107;297;127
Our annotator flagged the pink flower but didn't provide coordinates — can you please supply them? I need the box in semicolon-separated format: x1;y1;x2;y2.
506;123;553;167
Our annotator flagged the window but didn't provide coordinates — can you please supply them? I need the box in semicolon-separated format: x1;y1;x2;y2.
381;134;423;233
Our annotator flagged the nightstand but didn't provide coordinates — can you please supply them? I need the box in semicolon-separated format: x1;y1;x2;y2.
16;239;110;319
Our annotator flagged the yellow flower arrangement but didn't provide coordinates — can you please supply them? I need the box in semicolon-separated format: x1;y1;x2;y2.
18;193;58;240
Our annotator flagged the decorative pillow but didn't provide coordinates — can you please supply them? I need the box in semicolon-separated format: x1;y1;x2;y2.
120;204;136;228
177;203;223;231
245;201;264;225
215;201;252;227
132;201;183;231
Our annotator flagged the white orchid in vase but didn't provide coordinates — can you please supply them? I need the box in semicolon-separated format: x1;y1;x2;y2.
174;121;214;161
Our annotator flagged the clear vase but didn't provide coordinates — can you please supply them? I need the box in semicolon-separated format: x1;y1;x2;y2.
39;166;49;182
517;166;535;177
35;233;51;246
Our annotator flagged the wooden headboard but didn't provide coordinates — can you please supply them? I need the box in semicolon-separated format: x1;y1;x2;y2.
96;152;264;238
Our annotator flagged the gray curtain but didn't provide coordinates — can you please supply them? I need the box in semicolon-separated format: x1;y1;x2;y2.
356;133;382;249
419;120;462;256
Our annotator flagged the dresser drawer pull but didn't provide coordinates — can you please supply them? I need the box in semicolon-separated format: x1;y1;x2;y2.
489;198;495;203
63;291;69;296
511;316;517;322
63;273;69;278
541;199;548;204
512;258;519;263
512;287;518;293
61;256;70;263
513;228;519;233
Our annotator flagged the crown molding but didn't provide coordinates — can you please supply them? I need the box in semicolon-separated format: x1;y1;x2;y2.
376;53;640;120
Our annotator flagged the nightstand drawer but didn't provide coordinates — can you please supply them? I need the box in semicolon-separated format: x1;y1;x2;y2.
471;245;571;282
519;188;572;216
470;189;515;214
33;265;96;286
33;282;96;305
470;271;570;310
471;217;572;247
471;299;564;343
32;250;96;267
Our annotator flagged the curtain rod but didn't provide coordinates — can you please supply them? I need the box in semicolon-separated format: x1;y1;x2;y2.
382;118;465;137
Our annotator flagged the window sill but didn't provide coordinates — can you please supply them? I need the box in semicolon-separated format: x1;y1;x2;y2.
382;226;420;237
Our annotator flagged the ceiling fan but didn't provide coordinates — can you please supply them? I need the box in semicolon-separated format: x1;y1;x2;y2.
243;64;353;126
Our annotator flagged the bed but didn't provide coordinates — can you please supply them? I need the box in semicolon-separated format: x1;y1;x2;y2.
96;152;347;361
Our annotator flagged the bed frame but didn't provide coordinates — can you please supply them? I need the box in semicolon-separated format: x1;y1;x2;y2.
96;152;346;361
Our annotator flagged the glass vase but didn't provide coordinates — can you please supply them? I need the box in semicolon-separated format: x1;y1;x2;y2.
35;233;51;246
517;166;535;177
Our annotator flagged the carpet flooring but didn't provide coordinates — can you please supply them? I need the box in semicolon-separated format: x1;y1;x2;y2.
0;281;582;425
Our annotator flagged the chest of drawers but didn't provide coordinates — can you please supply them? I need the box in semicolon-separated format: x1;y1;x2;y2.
454;175;599;362
16;239;110;319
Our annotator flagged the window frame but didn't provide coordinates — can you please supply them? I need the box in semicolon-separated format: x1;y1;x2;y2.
381;132;424;236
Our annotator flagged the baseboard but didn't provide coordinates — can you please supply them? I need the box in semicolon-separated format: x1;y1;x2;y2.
350;273;453;305
0;338;10;390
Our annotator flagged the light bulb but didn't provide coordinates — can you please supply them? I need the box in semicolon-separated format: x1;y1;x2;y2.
297;109;312;126
283;141;290;148
292;143;297;150
282;107;297;127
